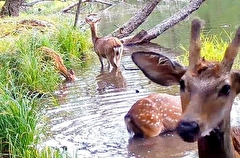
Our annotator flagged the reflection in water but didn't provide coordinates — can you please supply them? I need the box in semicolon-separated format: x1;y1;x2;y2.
96;68;127;94
127;135;198;158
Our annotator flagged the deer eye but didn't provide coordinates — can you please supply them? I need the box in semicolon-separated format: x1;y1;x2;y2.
180;79;185;91
219;84;231;96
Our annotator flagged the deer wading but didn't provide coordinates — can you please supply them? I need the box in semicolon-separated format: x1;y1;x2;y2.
86;14;123;70
126;19;240;158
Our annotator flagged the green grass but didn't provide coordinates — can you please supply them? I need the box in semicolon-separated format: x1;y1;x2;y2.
178;30;240;69
0;1;94;157
56;25;93;66
0;85;39;157
0;83;65;158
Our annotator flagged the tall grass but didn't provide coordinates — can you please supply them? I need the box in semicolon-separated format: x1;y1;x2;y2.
0;81;65;158
178;31;240;69
56;25;92;66
0;86;39;157
0;15;92;158
16;33;60;93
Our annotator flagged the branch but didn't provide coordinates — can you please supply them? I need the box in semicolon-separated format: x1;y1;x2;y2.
125;0;206;44
110;0;161;38
61;2;80;13
61;0;113;13
22;0;54;7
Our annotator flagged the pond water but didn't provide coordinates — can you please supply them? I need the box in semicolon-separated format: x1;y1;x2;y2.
43;0;240;158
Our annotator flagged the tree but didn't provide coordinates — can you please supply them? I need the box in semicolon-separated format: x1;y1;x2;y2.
0;0;25;17
74;0;82;28
110;0;161;39
111;0;206;45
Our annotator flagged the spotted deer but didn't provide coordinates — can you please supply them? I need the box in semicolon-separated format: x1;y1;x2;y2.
128;19;240;157
85;15;123;70
37;46;75;81
125;93;182;138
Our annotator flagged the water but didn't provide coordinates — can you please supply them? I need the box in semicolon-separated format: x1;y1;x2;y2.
44;44;198;158
43;0;240;157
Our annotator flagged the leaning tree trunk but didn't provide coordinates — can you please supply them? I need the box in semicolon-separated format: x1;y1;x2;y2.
0;0;24;17
120;0;206;45
110;0;161;39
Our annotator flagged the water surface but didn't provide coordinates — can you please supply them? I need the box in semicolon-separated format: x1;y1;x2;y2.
44;0;240;157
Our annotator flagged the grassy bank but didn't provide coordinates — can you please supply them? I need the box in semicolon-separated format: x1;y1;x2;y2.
0;1;93;157
178;31;240;69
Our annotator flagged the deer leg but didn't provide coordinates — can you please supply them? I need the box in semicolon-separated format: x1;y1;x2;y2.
113;46;123;68
109;56;118;69
98;55;104;69
116;55;122;68
107;60;111;69
116;48;123;67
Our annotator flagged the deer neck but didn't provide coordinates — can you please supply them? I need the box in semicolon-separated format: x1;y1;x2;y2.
197;115;235;158
90;24;99;44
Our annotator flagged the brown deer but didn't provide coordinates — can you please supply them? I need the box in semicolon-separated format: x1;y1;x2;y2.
125;93;182;138
37;46;75;81
128;19;240;157
85;15;123;70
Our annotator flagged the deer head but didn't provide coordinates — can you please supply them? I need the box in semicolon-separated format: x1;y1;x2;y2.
176;20;240;143
85;14;101;27
131;19;240;157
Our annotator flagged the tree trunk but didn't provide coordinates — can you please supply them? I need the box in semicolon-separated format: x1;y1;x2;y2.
74;0;82;28
110;0;161;39
121;0;206;45
0;0;24;17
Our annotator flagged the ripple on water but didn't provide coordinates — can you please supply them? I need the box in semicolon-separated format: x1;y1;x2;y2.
45;53;160;157
44;50;240;157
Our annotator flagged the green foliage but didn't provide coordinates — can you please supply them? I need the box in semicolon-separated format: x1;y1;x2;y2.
24;1;75;15
178;31;240;69
16;34;60;92
0;1;93;157
56;25;92;65
0;84;39;157
0;84;65;158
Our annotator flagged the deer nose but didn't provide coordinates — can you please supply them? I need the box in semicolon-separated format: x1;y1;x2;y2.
176;120;200;142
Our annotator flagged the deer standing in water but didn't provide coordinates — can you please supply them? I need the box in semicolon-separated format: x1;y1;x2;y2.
126;19;240;157
85;15;123;70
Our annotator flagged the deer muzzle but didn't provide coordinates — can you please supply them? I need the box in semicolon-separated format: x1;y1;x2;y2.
176;120;200;142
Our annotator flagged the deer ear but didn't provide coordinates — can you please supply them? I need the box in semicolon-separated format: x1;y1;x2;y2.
231;71;240;94
132;52;186;86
